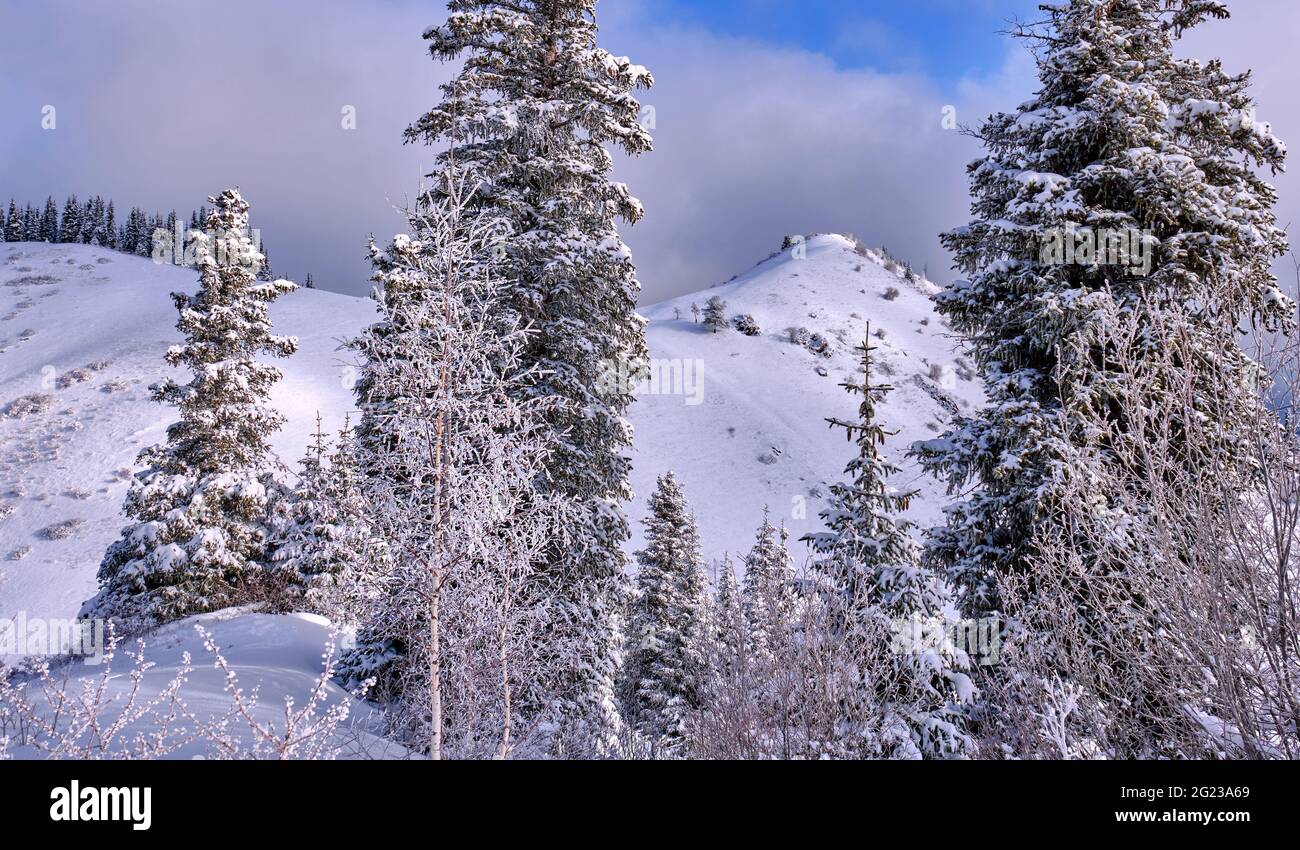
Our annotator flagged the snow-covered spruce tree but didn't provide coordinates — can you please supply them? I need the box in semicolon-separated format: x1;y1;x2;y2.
742;508;797;662
268;415;383;623
104;202;117;250
82;197;102;245
986;301;1299;758
58;195;80;244
702;295;728;333
24;205;39;242
3;201;19;242
40;197;58;243
914;0;1292;618
341;170;569;759
804;325;971;759
82;190;297;630
404;0;654;755
623;472;708;754
257;244;273;282
711;553;744;664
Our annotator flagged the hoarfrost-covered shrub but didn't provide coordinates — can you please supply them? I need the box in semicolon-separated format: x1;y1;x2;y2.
2;393;54;418
732;314;760;336
38;519;84;540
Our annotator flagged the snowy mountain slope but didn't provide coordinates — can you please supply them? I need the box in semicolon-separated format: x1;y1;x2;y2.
0;234;978;629
627;234;981;572
0;244;373;625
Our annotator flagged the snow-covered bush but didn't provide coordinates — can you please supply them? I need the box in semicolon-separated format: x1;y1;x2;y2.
0;624;366;760
1;393;53;418
37;518;83;540
731;313;760;336
55;368;93;389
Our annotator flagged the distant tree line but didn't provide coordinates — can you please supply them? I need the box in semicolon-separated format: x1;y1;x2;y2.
1;194;275;278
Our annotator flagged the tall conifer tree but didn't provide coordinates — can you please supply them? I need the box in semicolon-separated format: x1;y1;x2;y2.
403;0;655;752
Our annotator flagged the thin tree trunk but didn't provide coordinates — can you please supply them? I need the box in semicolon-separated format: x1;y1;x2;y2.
430;570;442;760
497;562;513;759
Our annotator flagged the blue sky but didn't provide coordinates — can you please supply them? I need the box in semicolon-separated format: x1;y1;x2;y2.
647;0;1040;79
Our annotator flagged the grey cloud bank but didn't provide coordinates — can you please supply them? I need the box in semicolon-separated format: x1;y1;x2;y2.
0;0;1295;303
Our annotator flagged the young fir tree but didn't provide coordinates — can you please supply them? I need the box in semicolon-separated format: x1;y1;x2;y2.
341;166;567;758
22;205;36;241
403;0;654;753
268;415;380;622
82;190;297;629
804;325;971;759
624;472;708;753
58;195;80;243
913;0;1292;619
78;197;95;244
702;295;728;333
40;197;59;243
741;508;796;661
103;201;117;250
167;211;180;255
257;243;274;282
3;201;19;242
713;554;743;650
136;211;155;258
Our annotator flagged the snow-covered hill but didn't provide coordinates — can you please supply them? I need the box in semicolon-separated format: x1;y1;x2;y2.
0;244;371;624
629;234;981;572
0;235;978;627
